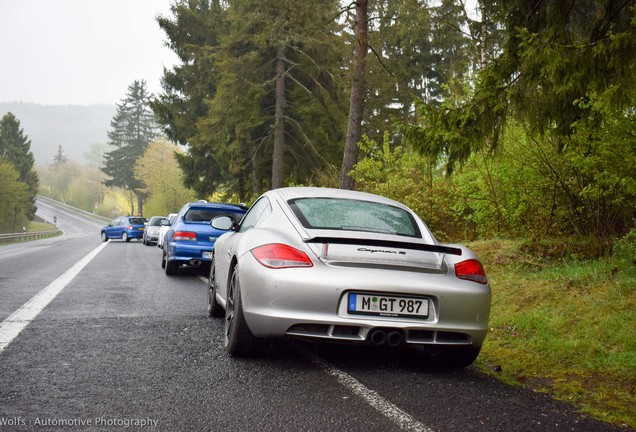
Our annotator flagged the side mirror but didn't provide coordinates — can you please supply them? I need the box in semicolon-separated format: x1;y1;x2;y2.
210;216;234;231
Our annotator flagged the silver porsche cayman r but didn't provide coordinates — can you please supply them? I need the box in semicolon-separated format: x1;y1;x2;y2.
208;187;491;367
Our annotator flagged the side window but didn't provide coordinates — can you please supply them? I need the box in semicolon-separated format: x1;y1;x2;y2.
238;197;271;233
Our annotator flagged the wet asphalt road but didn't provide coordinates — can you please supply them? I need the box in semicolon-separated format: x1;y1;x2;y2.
0;199;629;432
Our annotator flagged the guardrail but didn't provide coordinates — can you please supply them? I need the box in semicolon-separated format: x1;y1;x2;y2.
0;229;62;244
37;195;112;224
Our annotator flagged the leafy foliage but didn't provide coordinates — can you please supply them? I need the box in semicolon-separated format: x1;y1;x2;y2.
0;159;31;233
0;112;38;220
133;139;196;216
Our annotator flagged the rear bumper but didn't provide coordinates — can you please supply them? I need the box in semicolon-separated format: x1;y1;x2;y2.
167;242;214;262
236;254;491;347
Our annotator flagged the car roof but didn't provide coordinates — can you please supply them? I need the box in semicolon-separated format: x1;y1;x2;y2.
268;187;410;210
184;202;247;211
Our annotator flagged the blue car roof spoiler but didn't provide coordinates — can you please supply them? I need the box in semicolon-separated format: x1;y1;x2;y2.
304;237;462;256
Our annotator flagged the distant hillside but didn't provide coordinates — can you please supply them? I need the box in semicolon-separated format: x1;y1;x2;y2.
0;102;116;165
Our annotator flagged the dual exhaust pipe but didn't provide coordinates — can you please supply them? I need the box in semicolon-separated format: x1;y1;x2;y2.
368;329;404;347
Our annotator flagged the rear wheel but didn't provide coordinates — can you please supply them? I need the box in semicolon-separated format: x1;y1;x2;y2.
225;267;266;356
425;346;481;368
163;248;178;275
165;259;178;276
207;256;223;318
122;232;130;242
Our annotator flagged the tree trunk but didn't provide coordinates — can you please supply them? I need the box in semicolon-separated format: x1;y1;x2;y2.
340;0;368;190
272;44;286;189
135;192;144;217
479;0;488;69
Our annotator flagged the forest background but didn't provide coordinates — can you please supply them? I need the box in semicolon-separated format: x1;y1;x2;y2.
1;0;635;427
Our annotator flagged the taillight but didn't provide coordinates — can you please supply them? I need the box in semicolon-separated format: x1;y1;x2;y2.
173;231;197;241
251;243;313;269
454;259;488;284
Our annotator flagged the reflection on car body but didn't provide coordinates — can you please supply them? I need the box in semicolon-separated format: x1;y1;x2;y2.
208;187;491;368
157;213;177;249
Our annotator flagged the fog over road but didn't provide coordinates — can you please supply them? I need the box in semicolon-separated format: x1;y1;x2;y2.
0;199;627;431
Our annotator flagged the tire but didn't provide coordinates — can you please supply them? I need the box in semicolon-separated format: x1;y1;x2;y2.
425;345;481;368
207;256;223;318
101;232;108;242
224;267;266;356
122;232;130;242
164;250;178;276
161;249;166;269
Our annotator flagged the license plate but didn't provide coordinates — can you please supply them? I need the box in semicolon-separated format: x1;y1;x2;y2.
347;293;428;319
203;251;213;259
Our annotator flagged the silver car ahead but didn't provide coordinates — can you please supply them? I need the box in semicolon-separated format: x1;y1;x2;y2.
208;187;491;367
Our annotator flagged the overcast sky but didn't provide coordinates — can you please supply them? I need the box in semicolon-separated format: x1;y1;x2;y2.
0;0;179;106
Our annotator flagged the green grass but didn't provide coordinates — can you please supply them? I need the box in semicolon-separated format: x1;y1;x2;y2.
0;221;62;246
471;238;636;428
28;221;58;232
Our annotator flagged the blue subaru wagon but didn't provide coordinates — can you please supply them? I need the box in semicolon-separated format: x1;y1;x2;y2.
162;202;246;275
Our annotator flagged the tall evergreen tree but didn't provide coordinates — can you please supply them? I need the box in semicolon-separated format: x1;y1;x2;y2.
362;0;474;146
152;0;228;198
406;0;636;171
155;0;347;199
0;112;38;220
209;0;347;196
51;145;67;168
102;80;158;215
340;0;369;190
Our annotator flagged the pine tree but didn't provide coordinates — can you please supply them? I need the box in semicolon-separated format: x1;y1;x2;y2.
51;145;67;167
152;0;228;198
101;80;158;215
340;0;369;190
155;0;347;199
0;112;38;220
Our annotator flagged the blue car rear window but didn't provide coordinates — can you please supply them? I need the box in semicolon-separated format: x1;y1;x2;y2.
184;208;244;223
128;218;147;225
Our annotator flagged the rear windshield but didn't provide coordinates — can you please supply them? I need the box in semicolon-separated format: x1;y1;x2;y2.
184;208;244;223
149;217;166;226
128;218;147;225
288;198;421;238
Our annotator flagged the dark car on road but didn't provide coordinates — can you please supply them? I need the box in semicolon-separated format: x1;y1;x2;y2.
162;202;246;275
101;216;147;242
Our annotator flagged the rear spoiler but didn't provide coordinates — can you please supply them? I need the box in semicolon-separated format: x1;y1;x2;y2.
304;237;462;256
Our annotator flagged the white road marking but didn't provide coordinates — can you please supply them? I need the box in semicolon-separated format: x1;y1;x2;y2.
0;241;109;353
308;351;435;432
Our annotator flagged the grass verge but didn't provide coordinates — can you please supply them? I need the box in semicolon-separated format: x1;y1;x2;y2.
471;236;636;429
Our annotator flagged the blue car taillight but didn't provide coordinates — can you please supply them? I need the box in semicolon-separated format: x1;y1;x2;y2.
173;231;197;241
